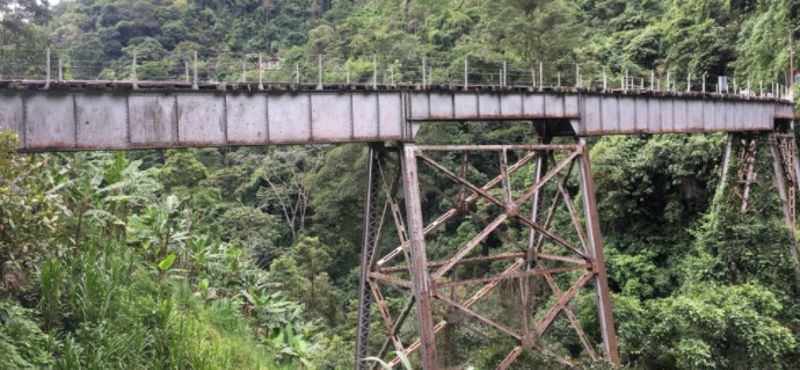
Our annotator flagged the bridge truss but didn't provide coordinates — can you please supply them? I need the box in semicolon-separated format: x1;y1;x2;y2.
1;79;796;369
721;126;800;266
355;123;800;369
356;140;618;369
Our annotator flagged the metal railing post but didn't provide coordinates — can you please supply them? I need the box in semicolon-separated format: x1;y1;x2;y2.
624;68;628;91
464;57;468;89
667;71;671;92
192;51;198;90
539;62;544;88
44;47;50;89
539;62;543;88
422;57;427;88
702;74;706;93
258;53;264;91
132;49;138;89
318;54;323;90
503;60;507;87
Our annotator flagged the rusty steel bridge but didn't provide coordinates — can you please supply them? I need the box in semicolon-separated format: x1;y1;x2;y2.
1;79;797;370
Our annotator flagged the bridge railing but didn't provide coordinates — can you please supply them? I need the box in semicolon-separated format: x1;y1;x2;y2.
0;47;794;101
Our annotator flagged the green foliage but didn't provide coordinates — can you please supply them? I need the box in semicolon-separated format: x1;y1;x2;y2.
591;134;725;298
0;300;55;369
0;0;51;79
218;206;277;266
158;253;176;271
37;239;283;370
159;149;208;191
0;129;317;368
269;236;343;325
4;0;800;369
645;282;796;369
0;131;68;296
362;351;412;370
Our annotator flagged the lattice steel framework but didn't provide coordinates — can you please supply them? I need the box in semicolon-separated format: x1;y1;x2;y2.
355;140;619;369
720;124;800;267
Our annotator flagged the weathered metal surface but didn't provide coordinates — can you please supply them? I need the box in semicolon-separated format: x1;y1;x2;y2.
768;134;800;268
366;144;619;369
0;86;792;152
543;272;598;361
1;90;410;151
577;138;620;364
355;146;381;370
400;144;439;369
580;93;788;135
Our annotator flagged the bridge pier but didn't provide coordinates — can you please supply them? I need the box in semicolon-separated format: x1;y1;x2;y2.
355;140;619;369
718;127;800;268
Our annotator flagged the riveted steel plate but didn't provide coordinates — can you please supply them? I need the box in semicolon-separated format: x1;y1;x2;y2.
75;93;128;149
226;93;268;144
25;93;75;149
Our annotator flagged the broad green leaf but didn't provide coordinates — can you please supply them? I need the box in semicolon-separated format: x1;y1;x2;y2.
158;254;176;271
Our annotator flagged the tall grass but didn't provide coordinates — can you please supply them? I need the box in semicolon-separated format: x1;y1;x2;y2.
37;237;289;370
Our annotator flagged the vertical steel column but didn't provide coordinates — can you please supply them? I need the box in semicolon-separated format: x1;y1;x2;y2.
355;145;382;370
769;134;800;267
742;137;759;213
714;135;734;219
527;149;546;261
400;143;439;369
790;120;800;268
527;134;551;257
577;138;619;364
792;121;800;201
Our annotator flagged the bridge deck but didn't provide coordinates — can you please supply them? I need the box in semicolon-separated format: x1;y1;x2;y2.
0;80;793;152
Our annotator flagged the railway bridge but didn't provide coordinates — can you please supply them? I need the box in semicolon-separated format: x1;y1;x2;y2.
1;79;796;369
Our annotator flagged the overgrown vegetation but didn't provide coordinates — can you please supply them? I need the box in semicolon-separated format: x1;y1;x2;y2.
2;0;800;369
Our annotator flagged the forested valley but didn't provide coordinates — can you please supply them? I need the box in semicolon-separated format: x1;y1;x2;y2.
2;0;800;369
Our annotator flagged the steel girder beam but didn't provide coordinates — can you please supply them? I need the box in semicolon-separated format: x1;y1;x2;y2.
356;142;620;369
2;89;792;152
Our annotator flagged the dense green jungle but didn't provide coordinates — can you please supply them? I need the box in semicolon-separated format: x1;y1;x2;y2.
3;0;800;369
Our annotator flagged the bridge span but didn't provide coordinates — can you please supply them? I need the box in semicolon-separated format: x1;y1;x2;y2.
1;79;798;370
0;80;793;152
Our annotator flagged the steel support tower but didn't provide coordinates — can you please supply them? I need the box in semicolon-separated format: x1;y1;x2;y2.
355;138;619;369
